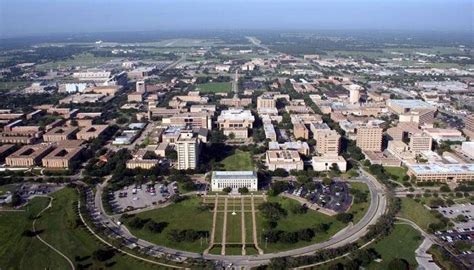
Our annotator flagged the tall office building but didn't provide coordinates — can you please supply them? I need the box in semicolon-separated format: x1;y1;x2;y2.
356;125;383;152
409;132;432;154
176;133;199;170
315;130;341;156
136;80;146;93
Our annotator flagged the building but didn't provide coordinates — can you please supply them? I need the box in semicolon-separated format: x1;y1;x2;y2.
136;80;146;93
43;127;78;142
257;94;276;109
65;83;87;93
128;93;143;102
42;145;83;169
423;128;466;143
344;84;362;104
387;99;436;125
465;114;474;132
163;113;212;130
407;163;474;183
263;123;277;141
76;125;109;140
293;122;309;140
176;133;200;170
0;144;16;162
268;141;310;156
220;98;252;107
266;150;304;171
409;133;432;153
312;155;347;172
73;70;111;82
211;171;258;191
217;109;255;139
6;144;54;167
315;130;341;156
356;125;383;152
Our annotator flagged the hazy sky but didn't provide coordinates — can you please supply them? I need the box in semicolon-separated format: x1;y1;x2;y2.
0;0;472;38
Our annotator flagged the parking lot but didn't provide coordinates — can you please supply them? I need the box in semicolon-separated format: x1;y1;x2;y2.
437;203;473;230
110;182;175;212
286;180;352;213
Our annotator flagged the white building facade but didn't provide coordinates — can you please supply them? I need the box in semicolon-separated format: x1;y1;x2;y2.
211;171;258;191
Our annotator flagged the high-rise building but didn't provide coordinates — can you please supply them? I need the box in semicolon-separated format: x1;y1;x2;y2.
257;94;276;109
409;132;432;153
136;80;146;93
176;133;199;170
315;130;341;156
465;114;474;132
349;88;360;104
356;125;383;152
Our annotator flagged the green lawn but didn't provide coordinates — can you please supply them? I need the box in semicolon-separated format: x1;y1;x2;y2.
259;196;347;253
384;166;408;182
196;82;232;93
125;196;213;253
347;182;370;223
398;198;440;231
219;150;254;171
36;52;115;70
0;188;158;270
367;224;422;270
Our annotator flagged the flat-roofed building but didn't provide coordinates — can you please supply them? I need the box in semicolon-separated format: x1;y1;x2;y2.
6;144;54;167
264;123;277;141
127;93;143;102
312;155;347;172
266;149;304;171
356;125;383;152
43;127;78;142
315;130;341;156
407;163;474;183
268;141;310;156
293;122;309;140
0;144;16;162
176;133;200;170
42;145;83;169
423;128;466;143
136;80;146;93
257;94;276;109
163;112;212;130
465;114;474;132
387;99;436;125
217;109;255;139
190;105;216;114
220;98;252;107
409;133;432;153
76;125;109;140
211;171;258;191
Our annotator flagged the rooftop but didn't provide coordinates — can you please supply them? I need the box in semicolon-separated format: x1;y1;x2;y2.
212;171;257;180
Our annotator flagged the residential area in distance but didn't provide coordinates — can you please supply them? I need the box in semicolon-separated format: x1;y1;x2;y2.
0;1;473;270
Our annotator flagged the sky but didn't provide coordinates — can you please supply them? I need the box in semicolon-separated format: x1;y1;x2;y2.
0;0;472;38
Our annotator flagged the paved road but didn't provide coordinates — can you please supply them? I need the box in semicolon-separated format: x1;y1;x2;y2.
92;168;387;268
232;70;239;98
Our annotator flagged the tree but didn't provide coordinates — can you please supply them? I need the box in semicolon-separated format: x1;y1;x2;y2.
238;187;249;194
228;132;236;140
165;149;177;161
322;177;333;186
335;213;353;223
387;258;409;270
93;248;115;262
272;168;289;177
223;187;232;193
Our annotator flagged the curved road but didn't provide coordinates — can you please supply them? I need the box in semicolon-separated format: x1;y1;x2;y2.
92;168;387;268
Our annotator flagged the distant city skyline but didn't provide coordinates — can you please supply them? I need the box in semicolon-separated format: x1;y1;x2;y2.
0;0;472;38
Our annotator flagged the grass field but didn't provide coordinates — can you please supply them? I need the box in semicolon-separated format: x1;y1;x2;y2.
367;224;422;270
126;196;213;253
259;196;347;253
384;166;408;183
398;198;440;231
0;187;158;270
219;150;254;171
196;82;232;93
347;182;370;223
36;53;115;70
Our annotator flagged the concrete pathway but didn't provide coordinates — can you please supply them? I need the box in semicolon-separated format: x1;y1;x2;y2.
204;195;219;254
221;197;228;255
241;197;246;255
251;195;264;254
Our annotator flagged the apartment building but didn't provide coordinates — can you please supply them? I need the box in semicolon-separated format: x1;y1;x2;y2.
6;144;54;167
266;149;304;171
43;127;78;142
176;133;200;170
217;109;255;139
356;125;383;152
